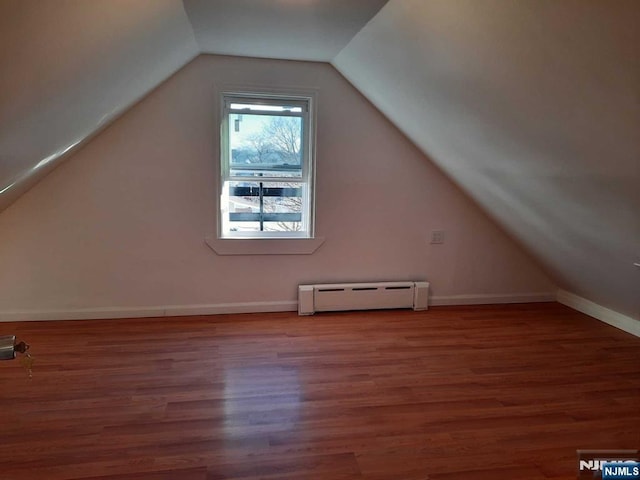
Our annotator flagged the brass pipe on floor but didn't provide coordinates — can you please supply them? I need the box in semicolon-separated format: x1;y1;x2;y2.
0;335;29;360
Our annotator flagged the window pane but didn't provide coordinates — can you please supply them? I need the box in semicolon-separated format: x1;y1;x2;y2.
224;181;304;234
220;92;313;239
263;182;304;233
226;181;261;234
229;113;302;179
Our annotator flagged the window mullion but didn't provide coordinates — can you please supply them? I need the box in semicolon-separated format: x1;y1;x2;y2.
228;110;304;119
259;181;264;232
228;176;305;183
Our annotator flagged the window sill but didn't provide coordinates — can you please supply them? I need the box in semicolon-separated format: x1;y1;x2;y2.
205;236;325;256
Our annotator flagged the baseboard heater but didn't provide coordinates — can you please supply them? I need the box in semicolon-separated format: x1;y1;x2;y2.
298;281;429;315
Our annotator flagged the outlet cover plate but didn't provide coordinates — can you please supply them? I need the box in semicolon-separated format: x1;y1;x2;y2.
431;230;445;244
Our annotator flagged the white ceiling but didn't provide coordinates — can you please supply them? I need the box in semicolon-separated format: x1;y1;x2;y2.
183;0;389;61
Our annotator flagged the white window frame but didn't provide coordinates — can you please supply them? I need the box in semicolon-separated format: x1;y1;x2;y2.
219;91;316;239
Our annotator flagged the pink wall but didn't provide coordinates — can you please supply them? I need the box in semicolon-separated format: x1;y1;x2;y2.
0;55;554;319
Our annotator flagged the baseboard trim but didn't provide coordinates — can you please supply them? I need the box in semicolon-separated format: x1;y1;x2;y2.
556;290;640;338
0;292;564;322
430;292;556;306
0;301;298;322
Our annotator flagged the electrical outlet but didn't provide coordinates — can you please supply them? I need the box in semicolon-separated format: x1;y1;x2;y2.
430;230;445;244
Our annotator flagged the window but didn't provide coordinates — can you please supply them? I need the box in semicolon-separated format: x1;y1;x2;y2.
219;92;315;238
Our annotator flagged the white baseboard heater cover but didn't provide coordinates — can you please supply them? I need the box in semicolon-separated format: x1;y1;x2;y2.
298;281;429;315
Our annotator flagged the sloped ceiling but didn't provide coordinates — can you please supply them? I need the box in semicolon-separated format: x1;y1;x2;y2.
0;0;199;211
334;0;640;319
1;0;637;320
183;0;389;61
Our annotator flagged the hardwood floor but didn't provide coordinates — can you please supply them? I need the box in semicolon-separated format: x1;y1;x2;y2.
0;303;638;479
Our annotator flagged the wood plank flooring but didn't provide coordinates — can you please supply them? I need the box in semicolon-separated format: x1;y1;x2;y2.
0;303;638;479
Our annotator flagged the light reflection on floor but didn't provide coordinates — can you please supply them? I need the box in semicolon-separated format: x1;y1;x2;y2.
222;364;302;442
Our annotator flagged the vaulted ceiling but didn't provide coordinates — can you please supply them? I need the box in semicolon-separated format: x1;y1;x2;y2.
183;0;388;61
1;0;638;320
